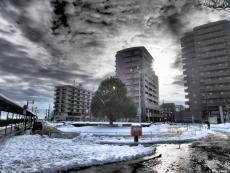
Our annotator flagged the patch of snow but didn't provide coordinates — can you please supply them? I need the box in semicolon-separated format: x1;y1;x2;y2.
96;130;208;144
210;123;230;133
54;123;209;143
0;135;153;172
131;123;141;126
48;121;151;127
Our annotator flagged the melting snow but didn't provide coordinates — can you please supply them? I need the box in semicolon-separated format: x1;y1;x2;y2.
55;123;209;143
0;135;153;173
210;123;230;133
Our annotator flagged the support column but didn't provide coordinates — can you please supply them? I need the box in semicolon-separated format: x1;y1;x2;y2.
10;113;14;134
219;105;224;123
5;112;9;135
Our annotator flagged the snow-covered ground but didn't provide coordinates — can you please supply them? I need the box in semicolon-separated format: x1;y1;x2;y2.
210;123;230;133
56;123;204;134
0;135;153;173
53;123;208;143
1;122;230;172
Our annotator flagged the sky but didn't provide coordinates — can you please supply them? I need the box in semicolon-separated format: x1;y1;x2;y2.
0;0;229;116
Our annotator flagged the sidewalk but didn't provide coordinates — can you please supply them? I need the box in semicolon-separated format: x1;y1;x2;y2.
0;125;27;143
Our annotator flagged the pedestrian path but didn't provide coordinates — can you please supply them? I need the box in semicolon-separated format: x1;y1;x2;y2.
0;125;26;143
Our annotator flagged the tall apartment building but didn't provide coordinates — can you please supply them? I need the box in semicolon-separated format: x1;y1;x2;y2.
53;85;93;121
115;47;160;122
182;20;230;122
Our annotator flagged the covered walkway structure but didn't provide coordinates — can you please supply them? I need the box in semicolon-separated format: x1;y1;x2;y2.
0;94;36;137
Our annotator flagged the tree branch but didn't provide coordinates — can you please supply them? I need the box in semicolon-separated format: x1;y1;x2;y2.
197;0;230;10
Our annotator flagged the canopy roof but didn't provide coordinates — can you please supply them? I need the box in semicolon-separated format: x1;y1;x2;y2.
0;94;36;117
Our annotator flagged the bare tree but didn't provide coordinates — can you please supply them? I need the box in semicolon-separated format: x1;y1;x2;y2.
197;0;230;10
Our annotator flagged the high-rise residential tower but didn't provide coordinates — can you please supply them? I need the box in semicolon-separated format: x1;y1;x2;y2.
54;84;93;121
115;47;160;122
182;20;230;122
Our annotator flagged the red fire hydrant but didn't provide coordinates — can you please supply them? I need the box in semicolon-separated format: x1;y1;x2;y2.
131;125;142;142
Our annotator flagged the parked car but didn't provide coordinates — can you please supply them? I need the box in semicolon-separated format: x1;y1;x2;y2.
32;120;43;131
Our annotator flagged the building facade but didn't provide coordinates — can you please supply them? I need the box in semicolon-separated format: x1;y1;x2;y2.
182;20;230;122
115;47;160;122
53;85;93;121
160;103;176;122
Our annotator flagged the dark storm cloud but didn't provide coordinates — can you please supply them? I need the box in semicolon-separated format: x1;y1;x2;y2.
51;0;70;35
0;1;42;42
145;1;193;36
160;2;193;36
72;31;95;36
0;0;226;109
0;35;92;102
0;37;89;80
0;0;64;63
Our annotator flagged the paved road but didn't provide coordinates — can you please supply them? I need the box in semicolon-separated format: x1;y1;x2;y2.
70;132;230;173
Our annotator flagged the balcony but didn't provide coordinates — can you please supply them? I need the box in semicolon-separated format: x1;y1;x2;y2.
202;78;230;85
197;37;226;47
198;50;227;59
182;46;195;53
201;64;230;72
204;101;227;107
195;31;224;41
200;56;229;65
184;76;188;81
204;93;230;99
183;70;187;76
197;43;226;53
196;25;223;35
202;71;230;78
201;86;230;92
